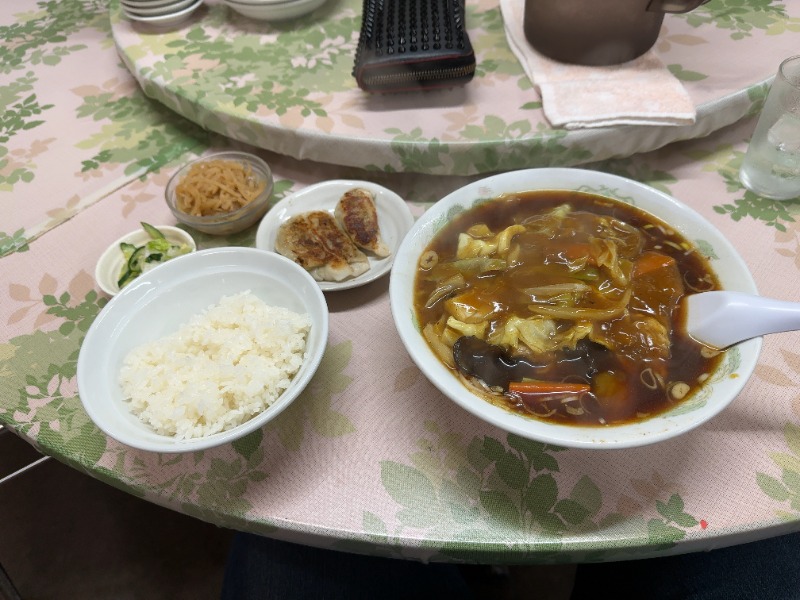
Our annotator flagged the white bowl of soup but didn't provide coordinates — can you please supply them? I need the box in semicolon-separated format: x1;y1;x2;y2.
389;168;761;449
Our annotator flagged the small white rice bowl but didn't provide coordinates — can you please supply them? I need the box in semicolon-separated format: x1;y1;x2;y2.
78;247;328;453
119;291;310;440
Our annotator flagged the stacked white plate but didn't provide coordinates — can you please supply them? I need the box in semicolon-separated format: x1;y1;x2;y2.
222;0;327;21
121;0;204;27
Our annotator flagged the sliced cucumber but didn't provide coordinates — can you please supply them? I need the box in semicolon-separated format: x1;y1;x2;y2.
119;242;137;262
141;222;166;239
116;223;191;289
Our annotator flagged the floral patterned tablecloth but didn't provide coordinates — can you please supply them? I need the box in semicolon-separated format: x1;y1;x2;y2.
4;0;800;564
109;0;800;175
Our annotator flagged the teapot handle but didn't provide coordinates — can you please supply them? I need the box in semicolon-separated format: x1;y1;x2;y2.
647;0;710;13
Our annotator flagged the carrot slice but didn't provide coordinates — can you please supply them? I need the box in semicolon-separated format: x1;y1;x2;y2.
550;242;594;264
508;381;591;395
633;251;676;278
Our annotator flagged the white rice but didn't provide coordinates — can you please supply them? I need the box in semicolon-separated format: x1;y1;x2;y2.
119;290;311;440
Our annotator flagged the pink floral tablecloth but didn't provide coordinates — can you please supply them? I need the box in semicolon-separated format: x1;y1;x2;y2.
109;0;800;175
4;0;800;563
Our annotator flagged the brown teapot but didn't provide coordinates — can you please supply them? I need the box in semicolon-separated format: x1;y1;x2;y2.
523;0;711;66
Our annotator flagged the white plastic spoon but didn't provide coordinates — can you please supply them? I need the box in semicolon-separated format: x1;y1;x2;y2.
683;291;800;349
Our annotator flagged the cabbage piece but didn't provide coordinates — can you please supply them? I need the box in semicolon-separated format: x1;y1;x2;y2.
522;282;591;306
591;238;633;286
445;289;503;323
590;314;671;365
556;321;594;351
466;223;493;237
528;288;631;320
450;257;507;275
423;323;456;369
488;316;592;355
424;273;466;308
598;215;644;257
456;224;525;260
457;233;497;259
488;316;556;353
446;317;487;339
629;252;684;320
521;203;572;236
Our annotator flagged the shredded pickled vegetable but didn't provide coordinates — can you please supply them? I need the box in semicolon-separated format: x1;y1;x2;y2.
175;159;265;216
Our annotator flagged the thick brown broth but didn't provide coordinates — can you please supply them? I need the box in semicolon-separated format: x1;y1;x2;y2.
414;190;723;427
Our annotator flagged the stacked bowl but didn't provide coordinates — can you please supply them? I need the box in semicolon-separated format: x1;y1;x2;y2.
120;0;204;26
222;0;327;21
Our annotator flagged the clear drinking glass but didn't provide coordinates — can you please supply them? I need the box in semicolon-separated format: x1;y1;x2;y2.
739;55;800;201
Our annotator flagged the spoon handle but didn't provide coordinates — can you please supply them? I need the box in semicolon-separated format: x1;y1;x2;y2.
685;291;800;349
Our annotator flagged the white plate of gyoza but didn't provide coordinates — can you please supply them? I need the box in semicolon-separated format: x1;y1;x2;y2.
255;180;415;291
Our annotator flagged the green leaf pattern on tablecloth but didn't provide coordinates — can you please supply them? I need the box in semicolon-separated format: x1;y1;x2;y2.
0;75;54;189
684;143;799;231
583;162;678;196
90;435;271;528
107;0;800;177
232;428;264;461
470;6;528;83
0;1;105;75
0;230;30;256
268;340;357;452
759;423;800;519
353;423;703;562
130;5;361;119
745;80;772;118
1;0;210;257
1;285;108;468
1;273;358;522
667;64;708;82
682;0;799;40
75;90;209;176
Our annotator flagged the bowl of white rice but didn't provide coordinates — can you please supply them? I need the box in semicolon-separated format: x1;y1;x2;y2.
77;247;329;453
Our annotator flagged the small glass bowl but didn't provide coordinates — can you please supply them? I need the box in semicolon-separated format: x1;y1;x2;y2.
165;151;274;236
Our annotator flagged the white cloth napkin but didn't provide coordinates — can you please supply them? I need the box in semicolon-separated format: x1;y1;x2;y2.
499;0;697;130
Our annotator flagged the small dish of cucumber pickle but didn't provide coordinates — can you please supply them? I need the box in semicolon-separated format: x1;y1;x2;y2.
95;223;196;296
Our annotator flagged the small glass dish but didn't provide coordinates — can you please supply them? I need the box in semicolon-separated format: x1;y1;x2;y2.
165;151;274;236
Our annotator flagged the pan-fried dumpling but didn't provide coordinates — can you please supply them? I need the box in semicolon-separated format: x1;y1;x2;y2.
275;211;370;282
334;188;391;258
